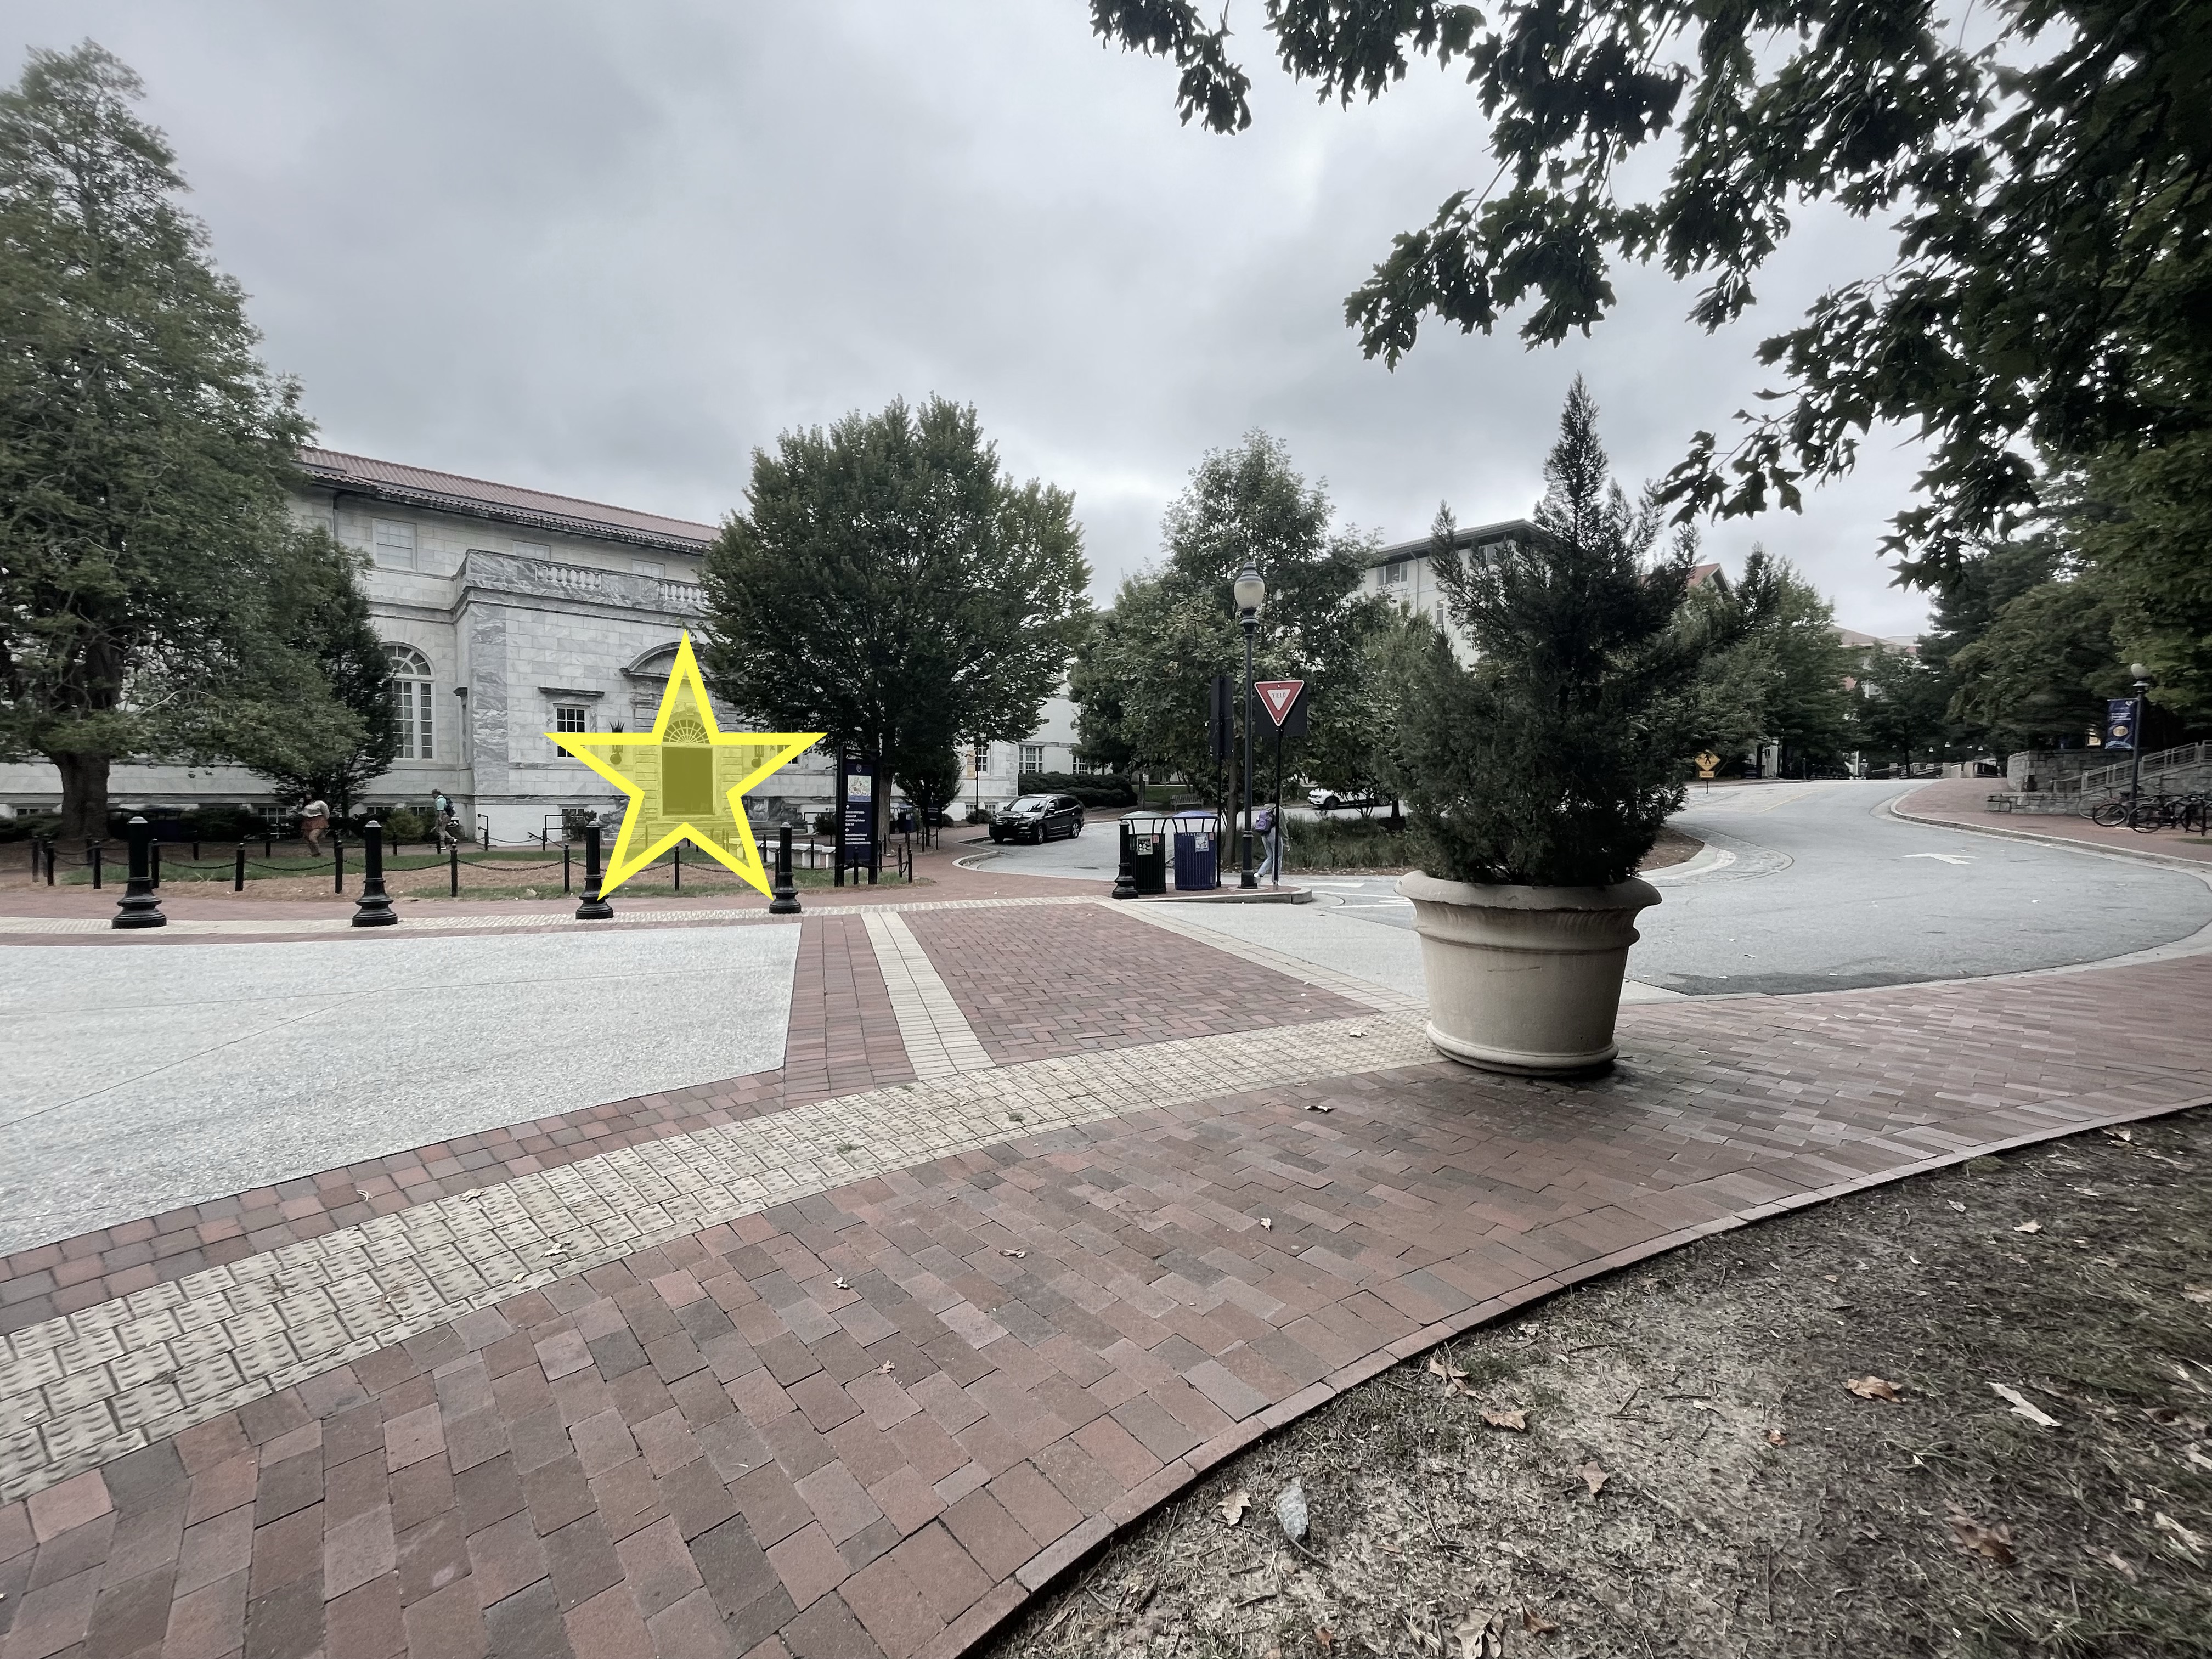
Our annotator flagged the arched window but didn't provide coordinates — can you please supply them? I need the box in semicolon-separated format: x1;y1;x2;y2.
383;644;434;760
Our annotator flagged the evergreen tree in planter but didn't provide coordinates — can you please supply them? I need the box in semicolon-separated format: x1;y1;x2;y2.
1394;380;1701;1075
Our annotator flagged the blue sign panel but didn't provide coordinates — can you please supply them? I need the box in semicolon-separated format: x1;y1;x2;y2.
2104;696;2138;753
840;754;877;853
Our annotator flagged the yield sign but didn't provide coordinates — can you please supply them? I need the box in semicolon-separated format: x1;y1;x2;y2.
1254;679;1305;727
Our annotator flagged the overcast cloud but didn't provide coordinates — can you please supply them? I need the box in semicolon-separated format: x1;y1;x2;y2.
4;1;1933;635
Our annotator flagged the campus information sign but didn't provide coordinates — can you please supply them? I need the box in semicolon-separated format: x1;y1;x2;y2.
839;752;878;877
546;633;821;898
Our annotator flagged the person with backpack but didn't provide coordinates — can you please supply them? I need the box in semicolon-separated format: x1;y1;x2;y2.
1255;797;1282;883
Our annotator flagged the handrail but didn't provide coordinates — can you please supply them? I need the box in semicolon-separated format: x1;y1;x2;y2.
2052;740;2211;797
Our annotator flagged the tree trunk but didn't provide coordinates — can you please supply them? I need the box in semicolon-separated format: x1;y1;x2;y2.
50;752;112;843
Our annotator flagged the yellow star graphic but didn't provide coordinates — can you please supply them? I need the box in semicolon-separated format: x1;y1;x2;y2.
547;633;822;898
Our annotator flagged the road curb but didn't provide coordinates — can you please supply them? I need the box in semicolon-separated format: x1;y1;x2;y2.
1887;791;2212;873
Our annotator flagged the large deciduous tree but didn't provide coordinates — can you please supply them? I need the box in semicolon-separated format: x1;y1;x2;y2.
701;396;1092;823
1089;0;2212;584
0;43;316;838
224;527;398;816
1069;432;1386;804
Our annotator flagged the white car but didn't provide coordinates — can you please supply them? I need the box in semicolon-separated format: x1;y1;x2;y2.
1307;788;1381;812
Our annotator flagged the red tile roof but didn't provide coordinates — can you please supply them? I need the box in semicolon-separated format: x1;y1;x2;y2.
297;448;719;552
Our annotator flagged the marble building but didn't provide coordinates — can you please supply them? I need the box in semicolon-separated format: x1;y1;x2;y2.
0;449;1083;839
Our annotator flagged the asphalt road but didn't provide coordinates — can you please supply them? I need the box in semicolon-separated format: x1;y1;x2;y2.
972;782;2212;995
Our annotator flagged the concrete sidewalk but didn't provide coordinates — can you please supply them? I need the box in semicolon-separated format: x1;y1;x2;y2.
1;899;2207;1659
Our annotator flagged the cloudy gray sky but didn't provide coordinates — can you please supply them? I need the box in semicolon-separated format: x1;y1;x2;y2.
6;1;1933;635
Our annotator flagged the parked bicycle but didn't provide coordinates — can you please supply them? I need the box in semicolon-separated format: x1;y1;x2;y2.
2128;792;2209;833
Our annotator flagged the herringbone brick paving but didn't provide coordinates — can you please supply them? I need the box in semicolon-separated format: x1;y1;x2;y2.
902;905;1367;1065
1;949;2204;1659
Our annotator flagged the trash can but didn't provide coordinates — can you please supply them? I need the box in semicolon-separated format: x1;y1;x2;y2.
1125;814;1170;895
1170;809;1221;891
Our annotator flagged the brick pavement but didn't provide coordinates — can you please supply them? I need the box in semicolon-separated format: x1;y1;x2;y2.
1;947;2205;1659
0;916;909;1339
1899;777;2212;865
903;905;1368;1065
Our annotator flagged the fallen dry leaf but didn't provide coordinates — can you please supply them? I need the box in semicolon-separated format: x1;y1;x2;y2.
1522;1607;1560;1635
2013;1220;2043;1234
2183;1286;2212;1307
1426;1355;1469;1384
2155;1511;2208;1558
1578;1462;1610;1497
2102;1126;2134;1142
1948;1508;2017;1565
1314;1626;1334;1654
1847;1375;1906;1402
1946;1200;1967;1212
1990;1382;2061;1427
1765;1427;1788;1446
1481;1408;1527;1431
2091;1545;2138;1581
1304;1102;1333;1113
2185;1447;2212;1474
831;1276;849;1289
875;1361;895;1376
1220;1488;1251;1526
1452;1611;1505;1659
1257;1217;1274;1229
1000;1249;1026;1259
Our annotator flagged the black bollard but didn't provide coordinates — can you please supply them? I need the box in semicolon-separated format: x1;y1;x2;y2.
151;840;162;889
234;842;246;893
769;825;801;915
89;839;104;889
352;819;397;927
563;843;572;895
333;836;345;895
575;822;613;920
1112;820;1139;900
111;816;166;929
673;842;682;893
449;840;459;898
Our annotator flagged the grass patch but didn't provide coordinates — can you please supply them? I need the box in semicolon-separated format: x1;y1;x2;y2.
1285;814;1414;872
989;1110;2212;1658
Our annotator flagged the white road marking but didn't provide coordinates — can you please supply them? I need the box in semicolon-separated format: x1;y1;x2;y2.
1903;854;1975;866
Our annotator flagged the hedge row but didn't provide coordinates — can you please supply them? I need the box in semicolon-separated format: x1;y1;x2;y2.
1017;771;1139;806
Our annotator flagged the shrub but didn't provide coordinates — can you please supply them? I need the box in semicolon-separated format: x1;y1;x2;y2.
1018;770;1138;806
1284;815;1414;871
1393;381;1702;887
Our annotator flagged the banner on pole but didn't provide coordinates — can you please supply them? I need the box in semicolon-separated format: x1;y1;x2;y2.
2104;697;2137;752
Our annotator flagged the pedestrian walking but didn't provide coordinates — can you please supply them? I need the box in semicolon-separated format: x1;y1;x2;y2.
299;797;330;855
1255;798;1282;883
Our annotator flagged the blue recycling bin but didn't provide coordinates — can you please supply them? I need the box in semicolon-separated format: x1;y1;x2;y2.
1170;810;1221;891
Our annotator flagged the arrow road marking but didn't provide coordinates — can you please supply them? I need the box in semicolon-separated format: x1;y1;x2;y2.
1903;853;1975;865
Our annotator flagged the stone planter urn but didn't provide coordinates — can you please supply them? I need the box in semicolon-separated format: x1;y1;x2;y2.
1396;872;1661;1076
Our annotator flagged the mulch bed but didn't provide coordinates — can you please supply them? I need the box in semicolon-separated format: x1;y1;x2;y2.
989;1108;2212;1658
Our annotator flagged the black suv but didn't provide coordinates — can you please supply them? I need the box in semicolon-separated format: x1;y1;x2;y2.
989;794;1085;844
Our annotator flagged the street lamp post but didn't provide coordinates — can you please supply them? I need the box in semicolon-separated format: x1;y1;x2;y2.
2128;662;2152;805
1233;565;1265;890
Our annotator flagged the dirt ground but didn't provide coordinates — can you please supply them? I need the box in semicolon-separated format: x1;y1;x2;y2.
989;1108;2212;1659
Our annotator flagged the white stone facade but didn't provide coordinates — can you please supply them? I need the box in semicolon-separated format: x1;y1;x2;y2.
0;449;1079;836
